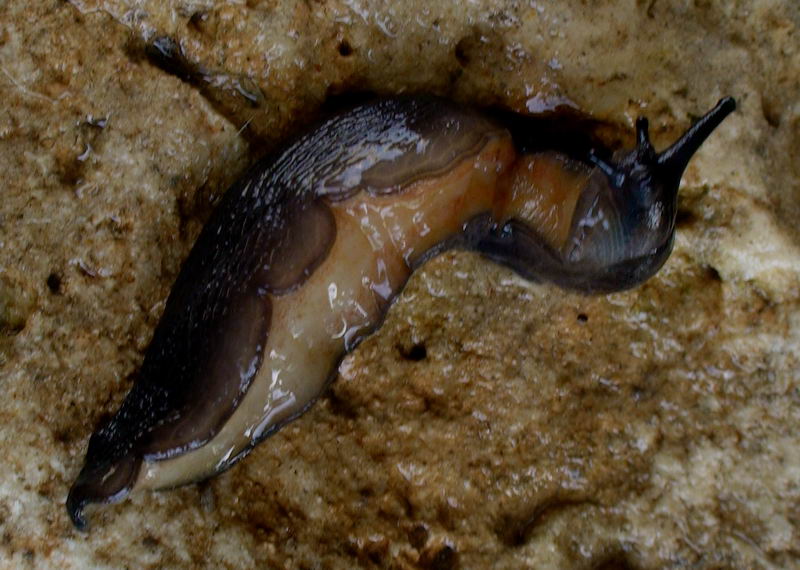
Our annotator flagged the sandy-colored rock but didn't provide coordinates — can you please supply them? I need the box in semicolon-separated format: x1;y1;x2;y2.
0;0;797;568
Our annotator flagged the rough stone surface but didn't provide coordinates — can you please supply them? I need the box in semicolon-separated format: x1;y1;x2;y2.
0;0;798;568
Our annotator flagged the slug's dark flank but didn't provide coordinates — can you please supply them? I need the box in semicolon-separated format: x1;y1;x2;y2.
67;95;736;529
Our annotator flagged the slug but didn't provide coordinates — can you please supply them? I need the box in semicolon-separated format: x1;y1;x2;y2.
67;95;735;529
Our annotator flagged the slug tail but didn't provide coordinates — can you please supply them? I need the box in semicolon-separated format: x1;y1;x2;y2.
66;453;140;531
66;489;88;531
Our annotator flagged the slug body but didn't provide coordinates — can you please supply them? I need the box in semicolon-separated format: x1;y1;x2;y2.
68;95;735;528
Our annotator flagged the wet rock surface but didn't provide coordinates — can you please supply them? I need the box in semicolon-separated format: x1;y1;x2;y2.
0;0;798;567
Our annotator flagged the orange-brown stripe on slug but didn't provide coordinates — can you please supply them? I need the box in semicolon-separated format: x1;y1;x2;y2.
336;133;518;268
496;153;591;252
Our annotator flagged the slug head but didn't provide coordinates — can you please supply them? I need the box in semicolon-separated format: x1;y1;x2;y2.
563;97;736;289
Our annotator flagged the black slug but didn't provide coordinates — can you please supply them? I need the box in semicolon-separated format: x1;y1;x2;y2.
67;95;736;529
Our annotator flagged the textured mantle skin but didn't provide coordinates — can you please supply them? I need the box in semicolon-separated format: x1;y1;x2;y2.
0;0;798;568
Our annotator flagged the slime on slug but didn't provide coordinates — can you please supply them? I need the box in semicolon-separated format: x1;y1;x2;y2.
67;94;736;529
